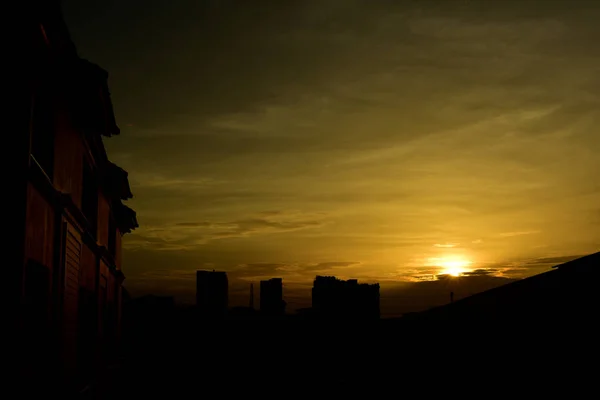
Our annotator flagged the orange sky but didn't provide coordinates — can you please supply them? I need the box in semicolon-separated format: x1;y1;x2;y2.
64;0;599;316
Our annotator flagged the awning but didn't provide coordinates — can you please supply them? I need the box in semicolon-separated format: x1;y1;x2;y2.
104;162;133;200
64;58;120;138
112;201;138;234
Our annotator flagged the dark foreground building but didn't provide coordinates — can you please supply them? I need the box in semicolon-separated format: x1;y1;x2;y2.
312;276;380;319
123;295;176;332
12;0;138;393
409;252;600;325
196;270;229;318
260;278;286;317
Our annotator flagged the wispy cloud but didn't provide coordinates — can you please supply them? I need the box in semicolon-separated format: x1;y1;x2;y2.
229;261;362;280
461;268;499;277
124;211;328;250
309;261;360;269
130;173;222;189
434;243;458;248
498;230;541;238
524;255;583;266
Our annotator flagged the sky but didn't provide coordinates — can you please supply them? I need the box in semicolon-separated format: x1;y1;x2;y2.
63;0;599;317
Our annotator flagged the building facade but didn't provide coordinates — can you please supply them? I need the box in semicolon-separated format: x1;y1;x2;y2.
260;278;286;316
312;276;380;319
14;0;138;391
196;270;229;318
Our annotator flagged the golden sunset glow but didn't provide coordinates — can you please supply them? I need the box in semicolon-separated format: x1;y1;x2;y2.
62;0;600;316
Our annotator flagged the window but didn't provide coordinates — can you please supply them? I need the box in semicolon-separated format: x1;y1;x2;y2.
30;89;55;180
62;225;81;336
81;161;98;238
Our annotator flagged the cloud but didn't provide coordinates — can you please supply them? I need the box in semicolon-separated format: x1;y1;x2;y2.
234;218;324;232
243;263;287;269
394;267;445;282
122;235;193;252
234;263;289;277
498;230;541;237
229;261;362;281
408;17;565;45
524;255;583;266
174;222;214;228
306;261;360;270
129;173;221;189
498;268;530;277
228;262;311;284
189;216;325;241
461;268;499;276
125;211;327;250
434;243;458;248
435;271;500;280
412;275;438;282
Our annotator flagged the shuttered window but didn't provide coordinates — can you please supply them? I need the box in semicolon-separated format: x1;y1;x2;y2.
63;225;81;331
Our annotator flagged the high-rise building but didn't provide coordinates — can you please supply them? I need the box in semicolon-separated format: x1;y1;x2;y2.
312;276;380;319
260;278;286;316
196;270;228;318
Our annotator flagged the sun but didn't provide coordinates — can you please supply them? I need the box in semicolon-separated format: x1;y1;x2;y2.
443;265;467;277
440;258;472;276
427;256;472;277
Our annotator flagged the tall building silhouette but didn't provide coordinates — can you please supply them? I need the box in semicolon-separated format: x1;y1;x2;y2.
260;278;286;316
312;276;380;319
196;270;228;318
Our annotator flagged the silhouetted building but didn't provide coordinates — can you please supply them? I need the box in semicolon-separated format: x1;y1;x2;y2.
229;306;257;320
14;0;138;391
260;278;286;316
295;307;315;320
196;270;228;318
124;295;175;324
410;252;600;325
312;276;380;319
130;294;175;311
